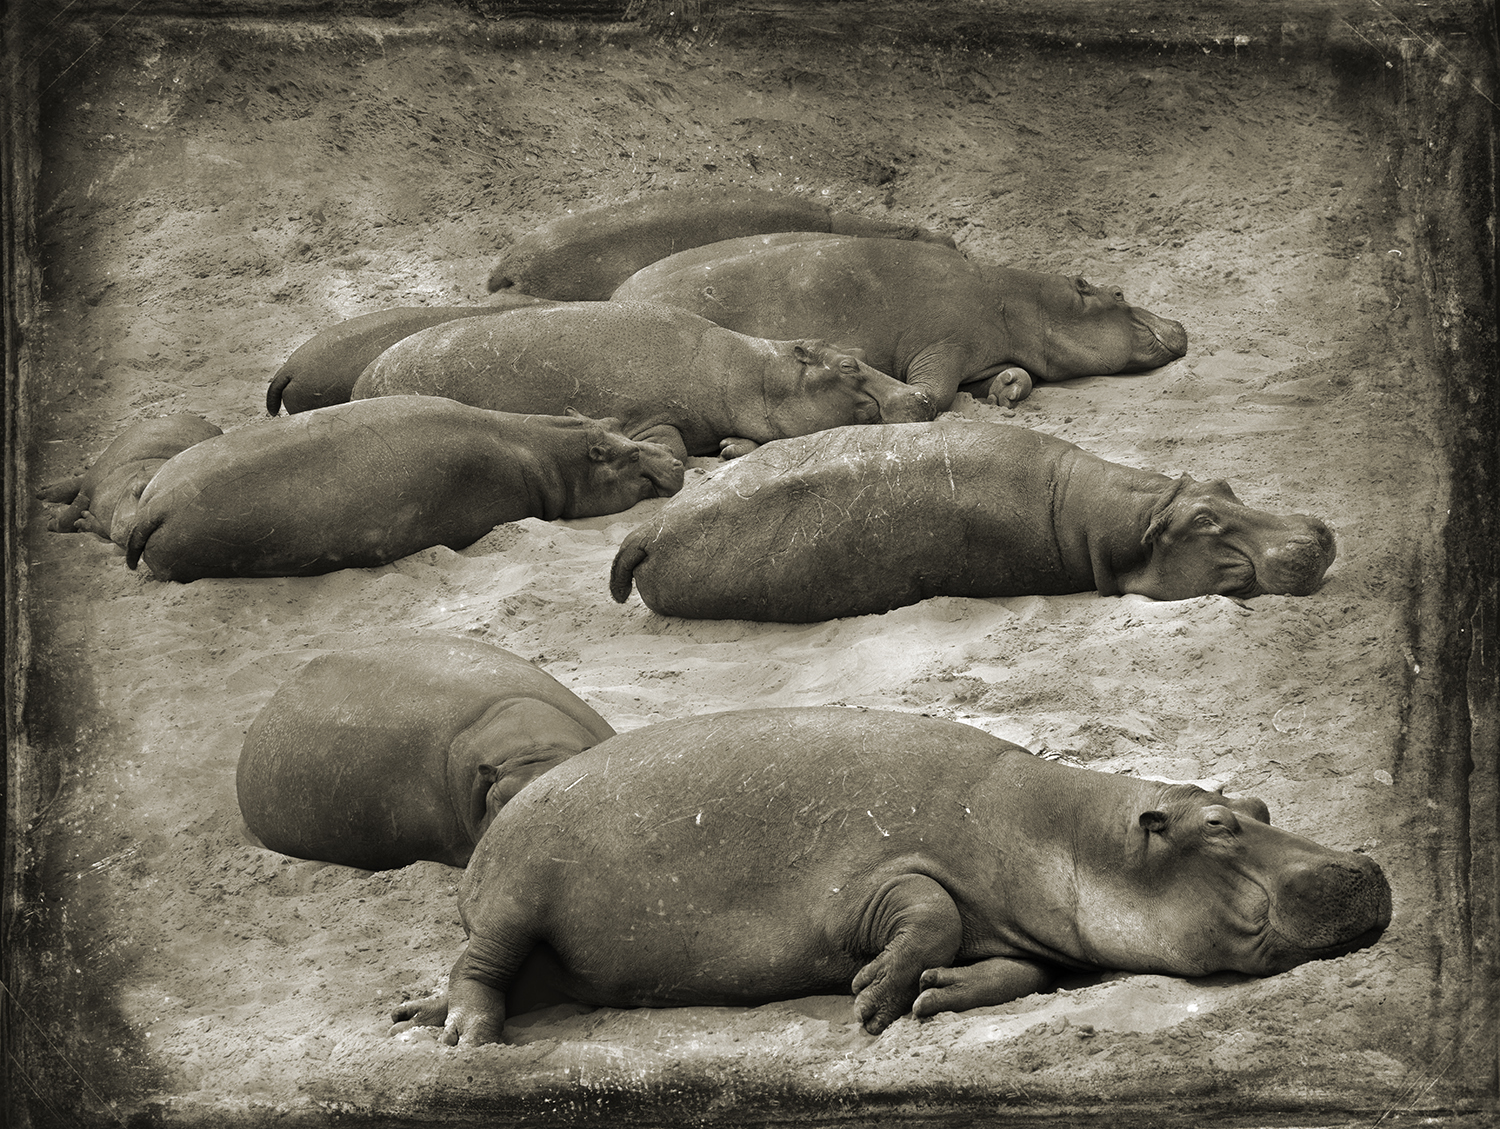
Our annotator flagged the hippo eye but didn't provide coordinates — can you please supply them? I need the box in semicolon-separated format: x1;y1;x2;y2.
1204;809;1241;835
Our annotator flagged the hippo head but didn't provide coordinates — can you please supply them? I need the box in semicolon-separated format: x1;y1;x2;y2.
766;341;936;438
566;417;685;518
1116;477;1337;600
1074;787;1392;978
1028;275;1188;379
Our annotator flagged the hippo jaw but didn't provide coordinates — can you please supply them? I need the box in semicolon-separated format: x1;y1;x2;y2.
1119;478;1338;600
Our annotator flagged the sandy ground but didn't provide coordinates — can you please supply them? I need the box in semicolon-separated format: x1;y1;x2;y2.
11;7;1470;1125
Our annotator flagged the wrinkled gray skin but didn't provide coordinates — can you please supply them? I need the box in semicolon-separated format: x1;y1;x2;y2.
485;187;955;299
126;397;683;582
612;233;1189;411
265;292;554;415
610;420;1338;623
389;707;1391;1046
352;300;935;462
34;414;223;547
237;636;615;870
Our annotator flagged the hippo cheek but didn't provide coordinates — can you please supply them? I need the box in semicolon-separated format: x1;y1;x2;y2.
1262;854;1393;969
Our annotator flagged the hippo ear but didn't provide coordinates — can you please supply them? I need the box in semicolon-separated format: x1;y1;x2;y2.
469;764;502;829
792;342;818;365
1139;810;1170;834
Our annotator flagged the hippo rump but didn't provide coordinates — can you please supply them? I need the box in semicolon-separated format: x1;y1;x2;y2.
611;233;1188;410
34;413;223;546
265;292;556;415
351;300;934;462
125;397;683;582
610;420;1337;623
485;187;955;299
238;636;614;871
389;707;1391;1046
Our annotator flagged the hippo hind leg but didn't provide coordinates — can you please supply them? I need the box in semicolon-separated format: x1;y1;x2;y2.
848;873;963;1034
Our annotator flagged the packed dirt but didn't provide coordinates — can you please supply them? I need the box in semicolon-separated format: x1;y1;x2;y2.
11;5;1474;1125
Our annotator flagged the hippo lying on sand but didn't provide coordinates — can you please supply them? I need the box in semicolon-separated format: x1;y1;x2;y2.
126;397;683;582
265;292;554;415
612;233;1188;410
486;187;954;299
610;420;1337;622
35;413;223;547
390;707;1390;1045
352;301;933;461
238;637;614;870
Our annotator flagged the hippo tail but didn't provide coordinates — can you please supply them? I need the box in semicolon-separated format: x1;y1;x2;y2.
265;367;293;416
608;537;647;604
124;512;159;571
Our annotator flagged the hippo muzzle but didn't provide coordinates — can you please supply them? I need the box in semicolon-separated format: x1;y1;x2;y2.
1126;306;1189;370
1263;850;1393;970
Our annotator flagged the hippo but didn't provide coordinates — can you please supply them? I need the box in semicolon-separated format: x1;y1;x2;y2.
237;636;615;871
350;300;934;462
125;397;683;582
610;419;1337;623
485;187;955;299
389;707;1391;1046
265;292;555;415
611;233;1188;410
34;413;223;547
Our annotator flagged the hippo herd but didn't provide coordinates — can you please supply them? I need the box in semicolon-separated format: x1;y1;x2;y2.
38;187;1389;1050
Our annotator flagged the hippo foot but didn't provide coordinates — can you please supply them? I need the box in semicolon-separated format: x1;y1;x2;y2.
982;367;1033;406
718;436;761;460
850;951;917;1035
911;957;1054;1018
389;992;449;1035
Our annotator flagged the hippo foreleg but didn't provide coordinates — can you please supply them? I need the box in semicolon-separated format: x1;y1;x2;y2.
912;956;1055;1019
848;874;964;1034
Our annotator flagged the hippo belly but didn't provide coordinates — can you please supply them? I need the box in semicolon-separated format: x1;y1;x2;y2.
237;636;615;870
399;707;1389;1045
125;397;682;582
609;419;1337;622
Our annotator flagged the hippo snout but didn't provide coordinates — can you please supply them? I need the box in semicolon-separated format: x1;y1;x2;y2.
1268;852;1392;963
883;386;937;424
1261;518;1338;596
1133;308;1189;363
